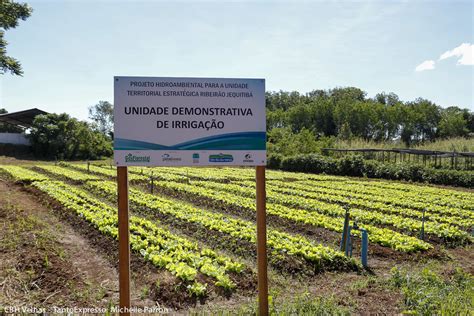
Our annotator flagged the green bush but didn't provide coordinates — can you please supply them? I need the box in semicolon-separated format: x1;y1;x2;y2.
270;153;473;188
424;169;472;187
281;154;337;174
267;154;283;169
337;154;365;177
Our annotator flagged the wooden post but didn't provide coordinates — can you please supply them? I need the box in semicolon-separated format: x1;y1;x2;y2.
256;166;268;316
117;167;131;315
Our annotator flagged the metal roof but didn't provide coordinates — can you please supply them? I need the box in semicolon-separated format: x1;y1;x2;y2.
0;108;48;128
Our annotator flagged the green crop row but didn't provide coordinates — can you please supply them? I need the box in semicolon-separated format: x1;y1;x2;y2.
169;167;347;182
292;179;474;212
31;180;246;296
33;164;462;247
134;178;432;252
66;163;150;182
84;180;358;272
319;177;474;201
194;180;471;242
0;165;49;183
236;180;474;228
145;167;473;214
35;165;100;182
128;166;189;182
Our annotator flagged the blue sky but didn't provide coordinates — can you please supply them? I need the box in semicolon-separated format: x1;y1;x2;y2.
1;0;473;120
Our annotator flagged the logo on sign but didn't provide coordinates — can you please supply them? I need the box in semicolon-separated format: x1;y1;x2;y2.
161;153;182;162
243;153;254;163
209;153;234;163
192;153;200;163
125;153;150;163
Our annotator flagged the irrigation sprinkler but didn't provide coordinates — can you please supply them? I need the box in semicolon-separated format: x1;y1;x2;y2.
341;220;369;268
361;229;368;267
340;206;350;252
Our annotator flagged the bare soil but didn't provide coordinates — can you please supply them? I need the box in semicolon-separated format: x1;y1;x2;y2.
0;179;117;308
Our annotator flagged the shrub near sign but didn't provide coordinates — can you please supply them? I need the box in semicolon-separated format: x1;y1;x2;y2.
114;76;266;166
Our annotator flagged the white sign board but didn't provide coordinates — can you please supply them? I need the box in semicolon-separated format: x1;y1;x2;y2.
114;76;266;166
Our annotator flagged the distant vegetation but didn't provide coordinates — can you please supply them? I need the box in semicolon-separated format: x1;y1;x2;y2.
268;154;473;188
28;113;112;160
334;137;474;153
7;87;474;165
266;88;473;157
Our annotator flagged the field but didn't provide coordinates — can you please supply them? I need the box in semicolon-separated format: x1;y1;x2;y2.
335;137;474;153
0;161;473;314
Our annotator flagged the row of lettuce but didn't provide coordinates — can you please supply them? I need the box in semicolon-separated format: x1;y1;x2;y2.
128;165;473;206
33;163;474;248
2;164;472;251
0;164;360;297
33;180;242;296
32;164;357;270
64;164;472;246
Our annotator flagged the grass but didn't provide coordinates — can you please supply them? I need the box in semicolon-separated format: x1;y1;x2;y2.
412;137;474;152
0;203;61;305
390;266;473;315
190;293;350;315
335;138;399;150
349;276;379;292
334;137;474;152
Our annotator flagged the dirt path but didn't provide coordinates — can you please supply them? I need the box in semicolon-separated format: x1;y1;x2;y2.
0;179;120;308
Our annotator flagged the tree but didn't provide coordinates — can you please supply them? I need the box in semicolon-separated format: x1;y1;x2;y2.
339;122;352;141
29;113;112;160
287;103;312;133
0;0;32;76
306;98;336;137
461;109;474;134
266;108;287;130
88;101;114;137
375;92;399;107
438;107;469;138
265;86;472;153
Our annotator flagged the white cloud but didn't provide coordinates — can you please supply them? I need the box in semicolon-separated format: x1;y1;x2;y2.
415;60;435;72
439;43;474;65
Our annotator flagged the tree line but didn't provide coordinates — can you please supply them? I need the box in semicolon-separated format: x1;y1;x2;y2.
1;87;472;160
266;87;473;145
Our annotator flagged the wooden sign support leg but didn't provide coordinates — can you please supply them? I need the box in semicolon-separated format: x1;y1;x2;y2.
117;166;131;315
256;166;268;316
